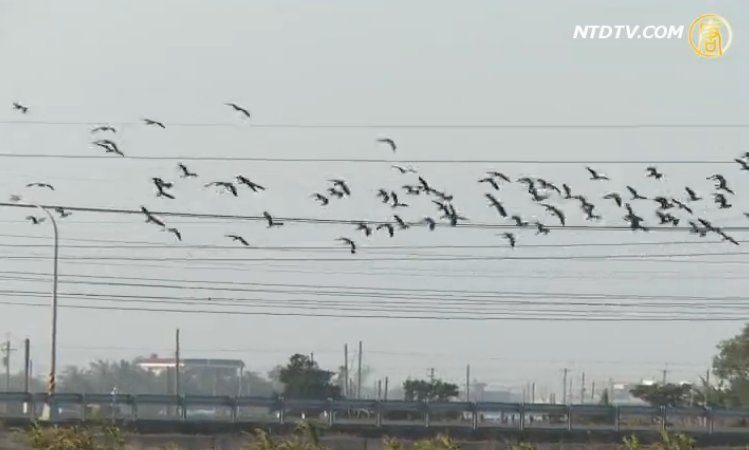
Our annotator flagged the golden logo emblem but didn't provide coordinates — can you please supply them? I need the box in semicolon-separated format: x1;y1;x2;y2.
689;13;732;58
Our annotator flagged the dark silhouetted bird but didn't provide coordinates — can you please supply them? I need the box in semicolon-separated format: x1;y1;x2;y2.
417;176;432;193
689;221;708;237
433;190;453;202
263;211;284;227
432;200;450;216
329;179;351;196
685;187;702;201
541;203;565;226
226;234;249;246
423;217;436;231
502;232;516;249
535;222;550;235
537;179;561;194
478;177;500;190
142;118;166;128
562;184;573;199
528;186;548;202
393;215;410;229
623;204;647;231
205;181;238;197
226;102;251;118
391;192;408;208
392;165;417;174
337;237;356;254
511;215;528;227
377;223;395;237
93;139;123;156
653;196;673;210
603;192;623;207
582;203;601;221
734;159;749;171
713;193;732;209
376;138;397;152
312;193;329;206
486;171;511;183
177;163;198;178
586;167;609;180
12;102;29;114
356;223;372;236
25;216;45;224
153;180;175;199
485;193;507;217
327;187;345;199
140;206;165;227
165;227;182;241
26;183;54;190
671;199;693;214
517;177;534;186
656;211;679;226
152;177;173;189
626;186;647;200
646;167;664;179
719;230;739;245
236;176;265;192
55;207;71;218
707;174;734;194
91;125;116;134
376;189;390;203
402;185;423;195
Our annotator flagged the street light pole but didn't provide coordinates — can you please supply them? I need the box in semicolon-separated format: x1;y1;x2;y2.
28;204;58;396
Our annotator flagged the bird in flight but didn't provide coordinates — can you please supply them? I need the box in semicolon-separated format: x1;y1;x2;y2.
263;211;284;227
536;178;561;194
734;159;749;171
486;171;512;183
356;223;372;236
689;221;708;237
25;216;45;224
502;232;516;249
562;184;573;199
153;178;175;200
226;234;249;246
485;193;507;217
392;165;417;174
337;237;357;254
329;179;351;196
226;102;251;118
402;185;423;196
417;176;432;193
393;215;410;230
581;203;601;221
390;192;408;208
311;193;329;206
656;211;679;226
528;185;548;202
623;204;647;231
376;189;390;204
327;187;345;199
12;102;29;114
685;187;702;202
423;217;437;231
164;227;182;241
26;183;54;190
511;215;528;227
55;207;72;218
177;163;198;178
653;196;673;210
707;174;734;195
541;203;565;226
535;222;550;235
603;192;623;207
626;186;647;200
671;199;693;214
142;118;166;129
236;176;265;192
205;181;238;197
712;193;732;209
91;125;116;134
719;230;739;246
586;167;609;181
93;139;124;157
140;206;165;227
376;138;397;152
377;223;395;237
646;167;664;179
478;177;500;190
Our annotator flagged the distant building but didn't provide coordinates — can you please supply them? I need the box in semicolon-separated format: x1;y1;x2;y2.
135;354;245;376
470;382;514;402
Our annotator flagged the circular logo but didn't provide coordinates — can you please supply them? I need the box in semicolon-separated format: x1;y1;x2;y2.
689;13;732;58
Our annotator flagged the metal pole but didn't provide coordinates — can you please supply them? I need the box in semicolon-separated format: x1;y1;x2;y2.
384;376;389;401
24;339;30;393
175;329;181;396
466;365;470;401
562;368;568;405
4;339;10;391
357;341;362;399
343;344;349;397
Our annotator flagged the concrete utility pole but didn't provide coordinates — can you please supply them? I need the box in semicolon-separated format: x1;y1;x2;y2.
531;382;536;403
429;367;435;383
384;376;389;401
23;339;30;393
357;341;362;399
662;368;668;384
3;339;11;391
562;368;569;404
343;344;349;397
580;372;586;404
377;379;382;400
705;368;711;406
466;365;471;401
591;380;596;402
175;329;181;396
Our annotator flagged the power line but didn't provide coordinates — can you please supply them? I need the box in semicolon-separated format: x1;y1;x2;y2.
0;152;735;164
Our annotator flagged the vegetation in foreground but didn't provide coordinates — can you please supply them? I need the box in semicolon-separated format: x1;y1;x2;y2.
16;421;706;450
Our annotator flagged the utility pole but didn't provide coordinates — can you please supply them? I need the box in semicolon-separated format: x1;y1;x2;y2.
562;368;569;405
343;344;349;397
531;382;536;404
466;365;471;401
3;339;10;391
357;341;362;399
429;367;435;383
175;329;181;397
591;380;596;403
705;368;711;406
662;368;668;385
580;372;586;404
377;379;382;400
384;376;389;401
23;339;30;393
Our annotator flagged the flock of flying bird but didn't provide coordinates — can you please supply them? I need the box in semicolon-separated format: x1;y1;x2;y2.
9;101;749;253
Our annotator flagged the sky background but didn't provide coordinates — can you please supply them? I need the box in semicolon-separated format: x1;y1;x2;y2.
0;0;747;400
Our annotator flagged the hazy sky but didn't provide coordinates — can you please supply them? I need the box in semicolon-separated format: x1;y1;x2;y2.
0;0;747;399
